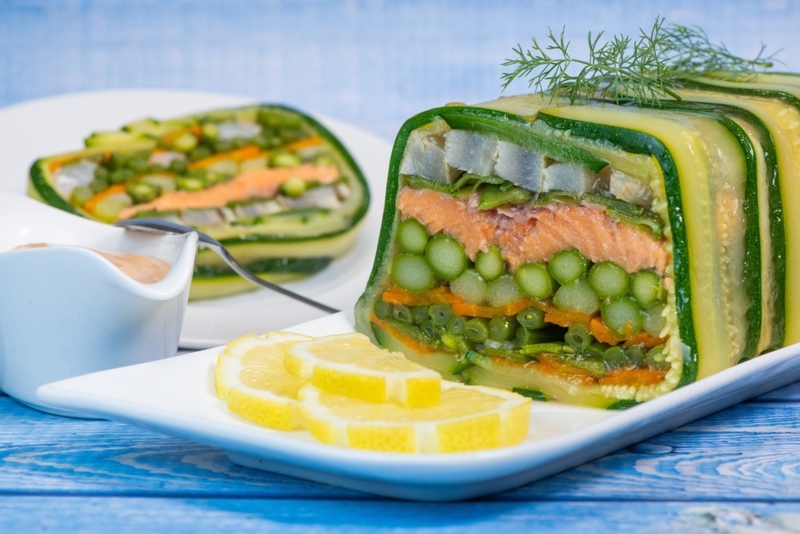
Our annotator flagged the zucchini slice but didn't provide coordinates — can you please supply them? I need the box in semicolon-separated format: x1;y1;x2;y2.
28;105;370;300
355;97;771;407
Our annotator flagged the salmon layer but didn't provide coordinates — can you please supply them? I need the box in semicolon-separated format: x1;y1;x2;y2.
119;164;339;219
396;186;668;275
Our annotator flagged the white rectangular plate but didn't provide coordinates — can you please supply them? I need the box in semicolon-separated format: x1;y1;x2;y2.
37;312;800;501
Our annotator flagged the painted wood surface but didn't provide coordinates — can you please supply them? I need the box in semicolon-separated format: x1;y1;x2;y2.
2;376;800;531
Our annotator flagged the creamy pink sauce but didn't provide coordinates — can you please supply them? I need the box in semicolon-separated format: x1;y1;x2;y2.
14;243;170;284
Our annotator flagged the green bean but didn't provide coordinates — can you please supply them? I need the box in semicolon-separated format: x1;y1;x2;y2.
373;300;391;320
313;153;337;167
173;133;199;153
584;340;610;359
397;218;429;255
109;168;135;184
94;166;109;180
603;346;628;369
446;315;466;335
516;326;554;346
280;177;307;197
588;261;629;299
516;307;546;330
563;354;606;376
108;153;128;171
475;246;506;281
420;319;436;338
70;186;94;207
213;139;233;153
520;342;565;356
188;146;213;162
440;332;460;352
125;182;160;204
464;318;489;343
512;388;547;401
565;324;592;351
425;234;468;281
269;150;302;168
630;269;665;308
411;305;430;325
601;297;644;335
646;345;670;371
391;253;435;292
176;176;207;192
488;316;517;342
624;346;647;367
487;275;522;307
428;303;453;326
127;156;149;174
201;123;219;140
89;177;108;193
515;262;555;300
552;279;600;314
391;304;413;324
643;304;666;337
450;269;488;304
548;249;588;286
168;158;188;174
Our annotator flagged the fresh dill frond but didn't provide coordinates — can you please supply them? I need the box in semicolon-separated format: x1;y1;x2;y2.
501;16;779;104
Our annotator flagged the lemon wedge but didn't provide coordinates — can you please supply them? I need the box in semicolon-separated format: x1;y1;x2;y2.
215;331;311;430
297;382;531;453
284;333;442;408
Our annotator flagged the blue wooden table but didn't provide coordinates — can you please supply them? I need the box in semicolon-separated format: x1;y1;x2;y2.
4;1;800;531
1;381;799;532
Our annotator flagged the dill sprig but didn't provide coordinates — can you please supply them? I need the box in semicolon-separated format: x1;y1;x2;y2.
501;17;780;105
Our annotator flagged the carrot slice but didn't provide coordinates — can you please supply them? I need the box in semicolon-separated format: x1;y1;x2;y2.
285;135;322;152
188;145;262;169
83;184;127;214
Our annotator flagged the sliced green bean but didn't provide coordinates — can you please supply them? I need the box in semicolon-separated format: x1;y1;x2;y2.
464;318;489;343
603;346;628;369
127;156;150;174
516;307;546;330
601;297;644;335
446;315;466;335
397;218;429;255
125;182;160;204
520;342;565;356
373;300;391;320
488;316;517;342
189;146;213;162
624;346;647;367
70;186;94;207
630;269;665;308
94;166;109;180
565;324;592;351
515;326;562;346
515;262;555;300
391;304;413;324
269;150;302;168
548;249;588;286
280;177;307;197
420;319;436;338
643;304;666;338
588;261;629;299
475;246;506;281
487;275;522;307
478;184;532;210
646;345;670;371
425;234;468;281
176;176;206;191
390;253;435;292
428;303;452;326
411;305;430;325
109;168;135;184
168;158;188;174
552;279;600;314
450;269;487;304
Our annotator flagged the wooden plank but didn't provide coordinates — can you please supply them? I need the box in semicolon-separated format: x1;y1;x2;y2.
3;396;800;502
0;497;799;532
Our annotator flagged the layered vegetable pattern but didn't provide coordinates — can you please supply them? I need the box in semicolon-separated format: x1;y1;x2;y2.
356;74;800;408
29;105;369;299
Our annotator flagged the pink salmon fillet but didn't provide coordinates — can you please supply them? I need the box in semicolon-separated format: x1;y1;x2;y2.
119;164;339;219
396;186;668;275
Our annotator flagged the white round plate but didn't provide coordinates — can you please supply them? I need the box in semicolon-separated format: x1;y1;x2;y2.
0;89;392;348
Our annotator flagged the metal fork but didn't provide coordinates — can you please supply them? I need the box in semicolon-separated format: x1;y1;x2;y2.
114;218;339;314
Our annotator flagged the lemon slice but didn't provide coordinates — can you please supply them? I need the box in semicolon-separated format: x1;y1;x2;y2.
298;382;531;453
284;332;442;408
215;331;311;430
